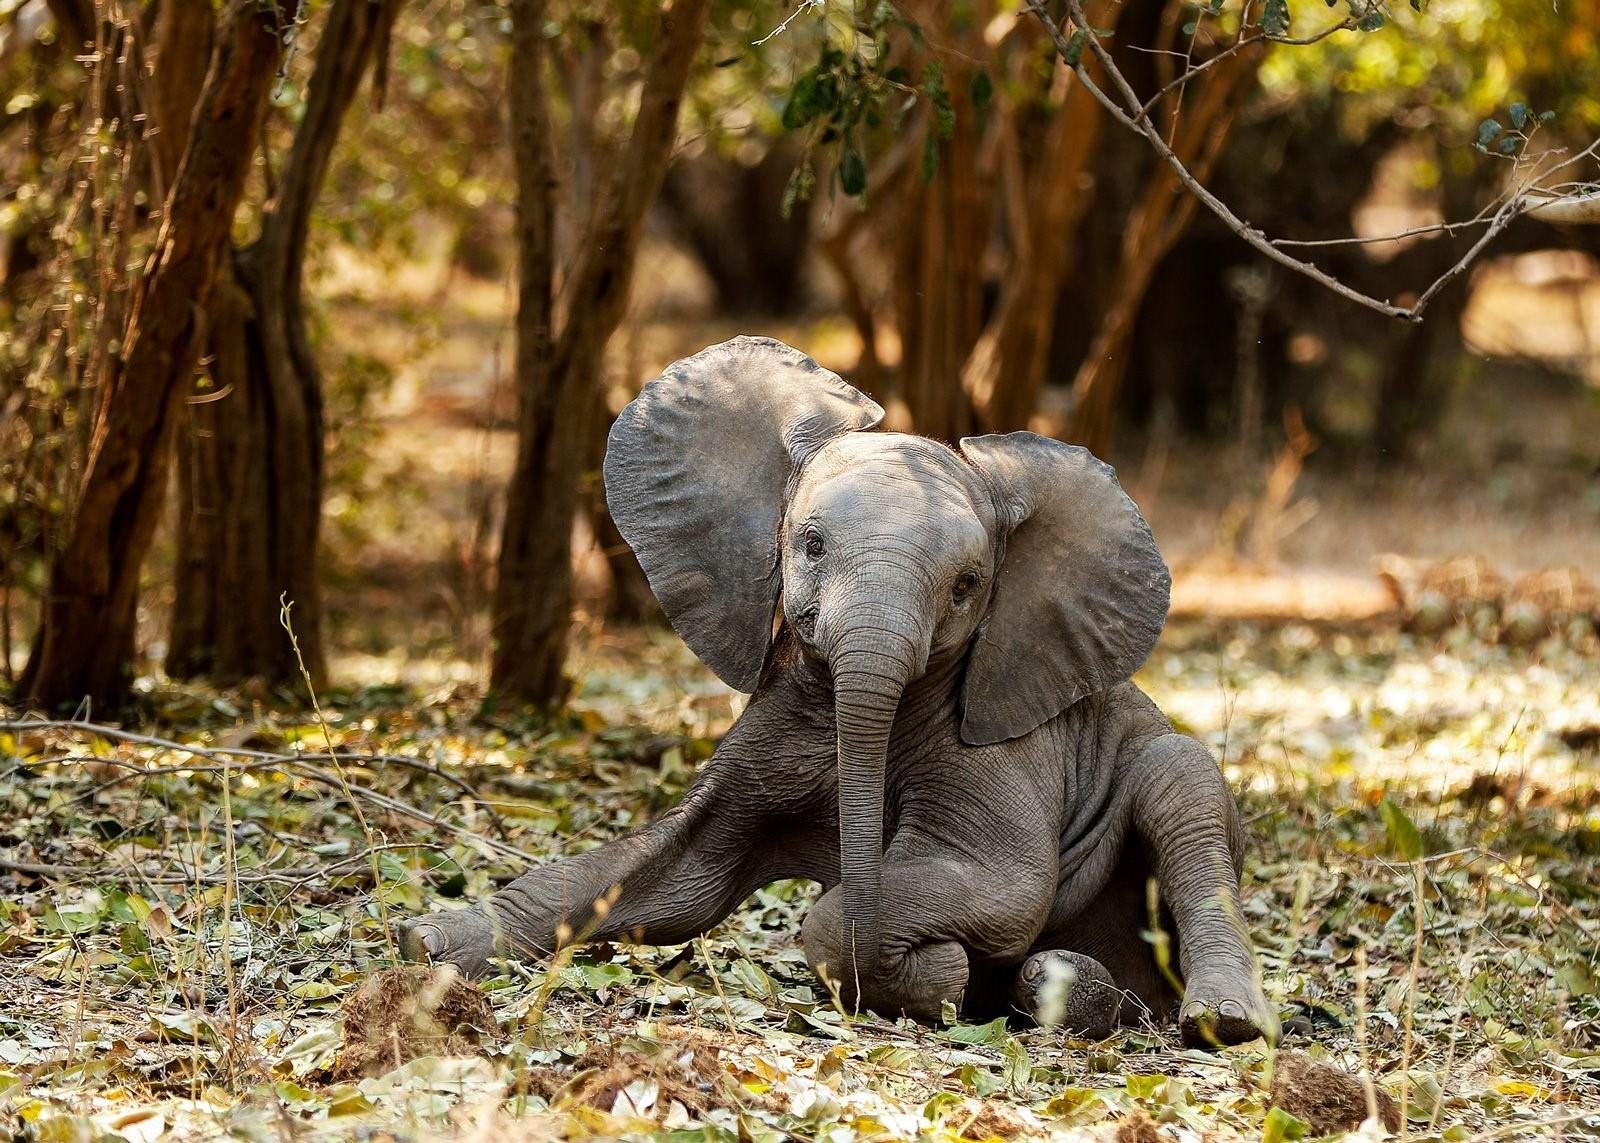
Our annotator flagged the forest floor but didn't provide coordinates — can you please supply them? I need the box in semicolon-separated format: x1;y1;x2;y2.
2;617;1597;1141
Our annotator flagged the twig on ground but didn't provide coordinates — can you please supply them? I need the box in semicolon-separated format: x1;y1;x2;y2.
1;718;533;867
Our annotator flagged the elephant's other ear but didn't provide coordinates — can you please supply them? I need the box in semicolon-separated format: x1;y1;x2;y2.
604;336;884;691
957;432;1170;745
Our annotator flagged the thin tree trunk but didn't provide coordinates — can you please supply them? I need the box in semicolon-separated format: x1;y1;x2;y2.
150;0;215;187
21;0;301;711
1068;48;1255;454
892;47;992;439
168;0;399;687
967;0;1121;432
491;0;711;704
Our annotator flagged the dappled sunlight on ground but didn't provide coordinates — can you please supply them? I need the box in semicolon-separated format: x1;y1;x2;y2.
2;620;1595;1139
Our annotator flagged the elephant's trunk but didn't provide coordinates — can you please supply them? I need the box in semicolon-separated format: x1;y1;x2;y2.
828;605;929;987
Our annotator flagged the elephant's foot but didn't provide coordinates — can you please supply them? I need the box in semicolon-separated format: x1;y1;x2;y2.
1178;965;1278;1049
399;906;511;978
1009;950;1122;1039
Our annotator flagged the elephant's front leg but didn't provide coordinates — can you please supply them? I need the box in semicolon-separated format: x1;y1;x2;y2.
800;853;1050;1022
404;721;837;975
1128;733;1276;1047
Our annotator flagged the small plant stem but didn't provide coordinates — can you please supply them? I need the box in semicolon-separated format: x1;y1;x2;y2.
697;936;740;1033
1399;859;1426;1134
1353;944;1381;1126
280;594;398;961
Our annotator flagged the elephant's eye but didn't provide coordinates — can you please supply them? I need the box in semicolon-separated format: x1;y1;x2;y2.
803;528;825;559
952;571;981;603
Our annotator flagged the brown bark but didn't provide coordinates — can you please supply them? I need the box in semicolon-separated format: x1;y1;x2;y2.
658;142;811;316
967;0;1121;433
891;19;993;443
42;0;94;51
490;0;711;704
21;0;301;711
1068;47;1256;454
151;0;216;187
168;0;400;687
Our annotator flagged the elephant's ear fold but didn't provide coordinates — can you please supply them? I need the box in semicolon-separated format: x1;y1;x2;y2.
605;337;884;691
957;432;1171;745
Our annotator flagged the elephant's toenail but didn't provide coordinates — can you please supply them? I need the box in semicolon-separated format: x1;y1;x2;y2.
399;921;444;962
1220;1000;1245;1019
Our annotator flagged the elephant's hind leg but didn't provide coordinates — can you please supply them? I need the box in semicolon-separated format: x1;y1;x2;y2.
1005;950;1123;1038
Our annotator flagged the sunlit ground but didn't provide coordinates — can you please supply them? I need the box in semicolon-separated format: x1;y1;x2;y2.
1;617;1595;1140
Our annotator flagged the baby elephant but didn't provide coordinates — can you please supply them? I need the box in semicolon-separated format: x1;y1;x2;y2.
403;336;1275;1047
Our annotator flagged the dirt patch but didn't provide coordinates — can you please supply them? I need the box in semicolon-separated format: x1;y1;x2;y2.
331;964;498;1080
1269;1050;1401;1135
1112;1110;1163;1143
954;1099;1030;1140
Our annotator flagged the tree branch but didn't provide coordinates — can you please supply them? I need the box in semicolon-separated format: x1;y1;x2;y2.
1024;0;1600;324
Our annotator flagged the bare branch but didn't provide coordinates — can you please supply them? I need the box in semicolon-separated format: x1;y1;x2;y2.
1523;189;1600;224
1025;0;1600;324
1026;0;1419;320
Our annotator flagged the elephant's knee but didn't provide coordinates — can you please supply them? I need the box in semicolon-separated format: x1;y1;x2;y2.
801;889;968;1021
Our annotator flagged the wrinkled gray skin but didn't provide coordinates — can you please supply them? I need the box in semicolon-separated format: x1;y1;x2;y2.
402;337;1276;1048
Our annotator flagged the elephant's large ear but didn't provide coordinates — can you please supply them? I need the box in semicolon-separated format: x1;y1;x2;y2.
605;337;884;691
957;432;1170;745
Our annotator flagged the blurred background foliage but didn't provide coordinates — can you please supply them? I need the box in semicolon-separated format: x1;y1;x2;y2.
1;0;1597;701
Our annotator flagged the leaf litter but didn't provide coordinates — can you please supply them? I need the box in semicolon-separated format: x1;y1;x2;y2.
0;617;1596;1140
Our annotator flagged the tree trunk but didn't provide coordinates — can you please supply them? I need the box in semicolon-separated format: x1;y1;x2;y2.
967;0;1121;433
896;82;992;435
168;0;399;687
658;142;811;316
490;0;710;704
891;16;993;443
1068;46;1256;454
21;0;301;711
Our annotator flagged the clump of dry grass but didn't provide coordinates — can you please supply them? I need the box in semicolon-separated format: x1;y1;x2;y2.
1270;1050;1401;1136
332;964;498;1080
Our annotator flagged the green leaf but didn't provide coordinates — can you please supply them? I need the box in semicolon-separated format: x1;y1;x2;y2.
782;68;836;131
1497;135;1520;155
1264;1105;1311;1143
1126;1074;1165;1099
1509;102;1529;130
943;1015;1009;1045
1263;0;1291;36
922;62;955;139
1063;29;1087;67
1380;797;1425;860
968;69;993;110
921;128;939;184
1358;10;1385;30
780;159;815;219
1001;1036;1031;1089
1540;109;1557;122
1476;118;1503;146
839;149;867;197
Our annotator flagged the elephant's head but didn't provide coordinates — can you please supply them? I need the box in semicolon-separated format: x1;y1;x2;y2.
604;337;1170;978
